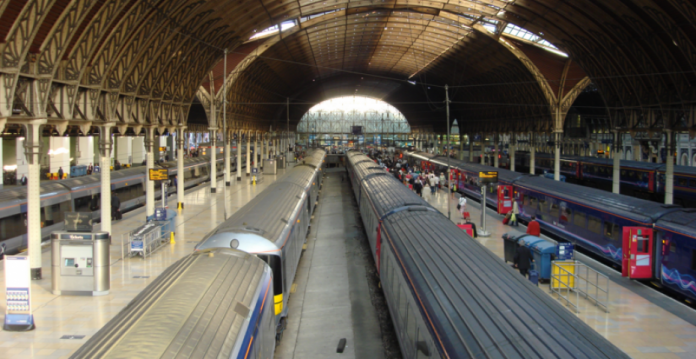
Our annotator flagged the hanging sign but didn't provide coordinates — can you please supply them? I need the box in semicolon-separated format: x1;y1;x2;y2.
479;171;498;184
149;169;168;181
4;255;34;331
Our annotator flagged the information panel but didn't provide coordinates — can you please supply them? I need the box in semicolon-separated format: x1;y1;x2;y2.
479;171;498;184
4;255;34;331
149;169;168;181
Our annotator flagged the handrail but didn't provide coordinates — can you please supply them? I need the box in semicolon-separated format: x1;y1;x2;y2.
550;260;610;313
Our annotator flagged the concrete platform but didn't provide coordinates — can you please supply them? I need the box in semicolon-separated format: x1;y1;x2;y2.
276;168;384;359
0;168;290;359
421;185;696;359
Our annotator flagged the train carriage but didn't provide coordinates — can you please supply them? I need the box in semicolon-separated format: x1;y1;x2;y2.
71;248;275;359
346;151;629;359
195;149;326;336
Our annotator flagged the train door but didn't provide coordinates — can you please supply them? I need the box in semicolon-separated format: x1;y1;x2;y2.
622;227;653;279
497;185;513;214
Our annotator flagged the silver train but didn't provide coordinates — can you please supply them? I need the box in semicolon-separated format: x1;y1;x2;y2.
0;151;249;254
346;150;629;359
71;248;275;359
196;148;326;339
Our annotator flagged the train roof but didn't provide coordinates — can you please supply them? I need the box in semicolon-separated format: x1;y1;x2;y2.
654;209;696;236
204;170;312;247
71;248;270;359
0;182;70;205
354;161;388;180
296;148;326;168
381;209;629;359
362;175;430;218
575;157;662;170
418;154;527;183
513;176;680;223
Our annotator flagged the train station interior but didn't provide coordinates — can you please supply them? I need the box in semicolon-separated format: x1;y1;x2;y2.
0;1;695;358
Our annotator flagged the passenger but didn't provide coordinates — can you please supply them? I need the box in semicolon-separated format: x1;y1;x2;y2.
413;178;423;197
439;172;445;190
428;174;437;194
20;175;27;186
458;195;467;218
87;163;93;175
433;173;440;191
514;242;534;278
510;201;519;227
527;215;541;236
58;167;64;180
111;195;121;221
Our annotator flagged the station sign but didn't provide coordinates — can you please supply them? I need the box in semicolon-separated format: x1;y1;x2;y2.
149;169;168;181
479;171;498;184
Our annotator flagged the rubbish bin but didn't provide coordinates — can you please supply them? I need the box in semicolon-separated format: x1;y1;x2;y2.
264;159;277;175
277;156;286;169
529;239;557;281
502;230;531;263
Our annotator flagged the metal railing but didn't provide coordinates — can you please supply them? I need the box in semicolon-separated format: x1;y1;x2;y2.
550;260;610;313
120;220;172;259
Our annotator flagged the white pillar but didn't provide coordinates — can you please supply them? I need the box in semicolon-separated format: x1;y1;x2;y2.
237;131;243;181
246;133;251;176
225;130;231;186
260;134;265;167
210;128;217;193
49;137;70;177
146;128;155;218
99;125;113;236
116;136;132;166
25;120;46;279
468;138;474;162
132;136;145;165
254;134;258;169
177;126;186;209
665;130;674;204
76;137;94;166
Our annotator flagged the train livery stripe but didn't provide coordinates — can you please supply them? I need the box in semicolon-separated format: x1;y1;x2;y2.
239;275;272;359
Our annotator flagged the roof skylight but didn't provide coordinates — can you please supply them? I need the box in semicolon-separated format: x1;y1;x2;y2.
502;23;568;57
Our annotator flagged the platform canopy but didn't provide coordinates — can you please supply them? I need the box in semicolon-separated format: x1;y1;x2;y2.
0;1;693;136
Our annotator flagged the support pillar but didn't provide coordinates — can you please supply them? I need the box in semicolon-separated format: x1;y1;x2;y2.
554;132;561;181
237;130;243;181
177;126;186;209
99;124;114;237
246;132;251;176
529;133;535;175
260;133;265;167
468;137;474;162
510;134;516;172
254;133;258;170
493;134;499;168
612;131;621;194
210;128;218;193
225;129;231;186
145;127;156;218
665;130;674;204
24;120;46;280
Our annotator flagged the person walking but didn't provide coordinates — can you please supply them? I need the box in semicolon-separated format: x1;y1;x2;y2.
58;167;64;180
514;242;534;278
527;215;540;236
510;200;520;227
429;175;437;195
439;172;445;190
111;195;121;221
414;178;423;197
458;196;467;219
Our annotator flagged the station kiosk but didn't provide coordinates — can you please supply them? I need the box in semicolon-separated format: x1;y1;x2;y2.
51;213;110;296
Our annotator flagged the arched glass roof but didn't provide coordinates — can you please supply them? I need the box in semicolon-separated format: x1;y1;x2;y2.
297;96;410;134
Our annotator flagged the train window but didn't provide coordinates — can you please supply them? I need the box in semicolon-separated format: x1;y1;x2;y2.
0;213;27;239
679;178;688;186
690;180;696;188
603;222;620;241
416;330;431;358
550;202;559;217
560;206;572;222
539;198;548;214
573;211;586;227
407;308;417;351
587;216;602;234
621;170;626;176
41;201;71;226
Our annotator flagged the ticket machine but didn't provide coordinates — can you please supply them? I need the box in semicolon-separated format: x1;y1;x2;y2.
51;231;110;296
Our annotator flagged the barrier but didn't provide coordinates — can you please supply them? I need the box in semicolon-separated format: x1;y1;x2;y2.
550;260;610;313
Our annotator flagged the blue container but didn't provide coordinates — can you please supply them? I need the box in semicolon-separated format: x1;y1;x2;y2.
70;165;87;177
542;172;566;182
528;269;539;286
529;239;558;281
